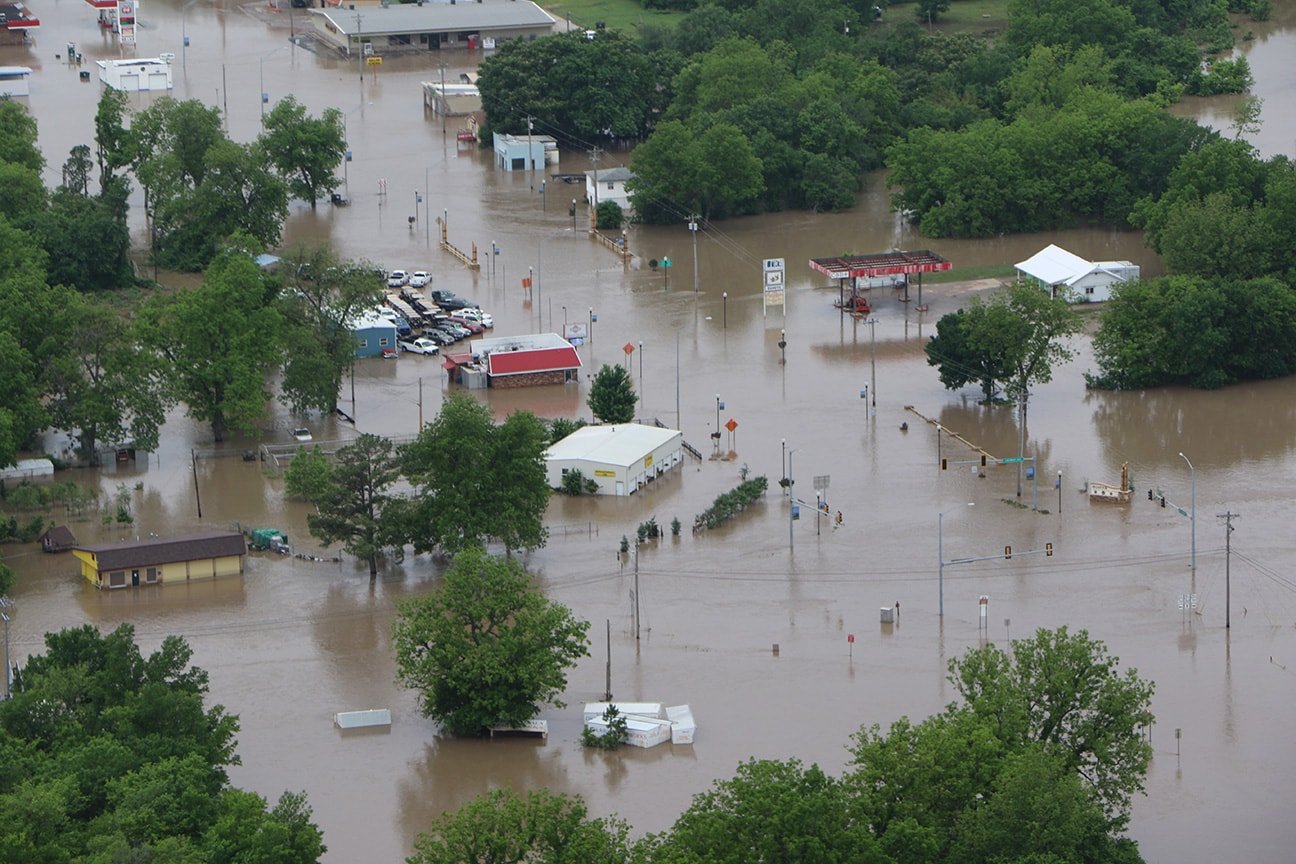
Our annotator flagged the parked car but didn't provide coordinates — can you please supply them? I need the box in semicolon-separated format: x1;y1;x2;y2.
449;315;483;334
429;290;471;311
436;321;471;340
424;329;456;346
455;307;493;328
398;337;440;356
387;270;409;288
292;427;313;443
409;271;431;288
330;192;350;206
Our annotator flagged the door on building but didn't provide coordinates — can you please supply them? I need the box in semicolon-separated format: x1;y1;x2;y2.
131;569;140;586
615;481;625;496
511;157;525;170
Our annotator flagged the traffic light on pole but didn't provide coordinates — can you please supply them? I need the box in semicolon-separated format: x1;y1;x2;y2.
1004;545;1012;560
980;454;987;466
1045;543;1053;557
941;458;948;470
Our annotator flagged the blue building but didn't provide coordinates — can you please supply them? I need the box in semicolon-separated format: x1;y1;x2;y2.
350;310;398;358
493;131;557;172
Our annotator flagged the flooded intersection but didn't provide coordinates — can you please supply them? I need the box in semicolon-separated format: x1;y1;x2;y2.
3;3;1296;862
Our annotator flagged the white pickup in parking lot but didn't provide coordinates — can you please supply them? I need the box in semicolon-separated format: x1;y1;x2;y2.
398;337;440;356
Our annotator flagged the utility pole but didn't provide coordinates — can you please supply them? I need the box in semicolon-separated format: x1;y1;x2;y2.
438;62;448;135
788;448;799;553
526;115;534;187
1016;394;1027;498
590;146;603;211
689;215;700;292
633;540;640;641
865;317;878;411
1218;511;1240;629
604;619;612;700
418;377;423;428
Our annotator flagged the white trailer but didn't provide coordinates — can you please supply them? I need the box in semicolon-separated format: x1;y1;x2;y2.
97;58;174;92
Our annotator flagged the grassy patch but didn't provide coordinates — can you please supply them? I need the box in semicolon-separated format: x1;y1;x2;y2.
926;264;1016;283
881;0;1011;34
539;0;684;33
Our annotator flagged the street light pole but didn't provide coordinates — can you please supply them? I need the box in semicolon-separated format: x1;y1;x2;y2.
938;512;944;617
1180;452;1196;571
689;215;699;293
1057;470;1063;515
781;438;787;495
788;448;799;553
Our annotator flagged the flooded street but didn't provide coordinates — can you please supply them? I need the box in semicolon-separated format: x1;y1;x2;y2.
4;4;1296;863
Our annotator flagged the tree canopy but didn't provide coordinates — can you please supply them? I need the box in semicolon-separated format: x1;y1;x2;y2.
0;624;325;863
260;97;346;210
401;394;550;555
306;433;405;579
392;549;590;736
587;364;637;423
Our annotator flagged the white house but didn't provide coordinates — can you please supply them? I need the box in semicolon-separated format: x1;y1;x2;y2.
546;423;683;496
1015;243;1140;303
584;166;634;215
96;58;174;92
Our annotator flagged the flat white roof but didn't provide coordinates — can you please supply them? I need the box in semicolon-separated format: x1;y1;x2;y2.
472;332;568;357
546;423;681;469
312;1;554;37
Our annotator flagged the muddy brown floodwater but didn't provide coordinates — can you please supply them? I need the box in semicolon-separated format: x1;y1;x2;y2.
5;4;1296;863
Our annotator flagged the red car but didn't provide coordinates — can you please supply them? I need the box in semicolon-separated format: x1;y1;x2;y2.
449;315;483;334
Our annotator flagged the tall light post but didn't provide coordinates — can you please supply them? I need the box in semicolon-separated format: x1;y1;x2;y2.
1180;452;1196;571
788;448;800;553
781;438;787;496
258;44;290;123
638;341;643;408
689;214;700;293
865;317;878;411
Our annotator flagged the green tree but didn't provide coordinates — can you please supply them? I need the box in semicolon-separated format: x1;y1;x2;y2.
276;246;382;414
259;96;346;209
284;446;335;503
595;200;624;230
644;758;884;864
409;788;629;864
587;364;637;423
0;328;45;468
925;307;1013;401
143;250;283;441
915;0;951;23
0;161;47;222
30;191;134;291
44;294;172;463
947;627;1155;826
401;394;550;555
0;562;14;596
93;88;134;188
305;433;404;580
0;99;43;173
392;549;590;736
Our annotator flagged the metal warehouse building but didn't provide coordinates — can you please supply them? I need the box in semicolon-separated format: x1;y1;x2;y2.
545;423;683;497
310;1;556;55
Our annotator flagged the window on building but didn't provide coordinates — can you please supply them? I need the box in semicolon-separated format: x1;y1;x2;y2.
358;339;368;348
146;567;159;584
607;181;614;190
1085;286;1094;295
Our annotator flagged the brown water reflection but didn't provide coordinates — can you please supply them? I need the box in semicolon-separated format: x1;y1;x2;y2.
4;5;1296;864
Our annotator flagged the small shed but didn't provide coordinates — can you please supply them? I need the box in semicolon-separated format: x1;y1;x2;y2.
0;458;54;481
350;309;398;359
585;166;634;215
0;65;32;97
546;423;684;496
422;81;482;117
493;132;558;172
73;530;247;589
1015;244;1140;303
446;332;581;388
39;524;76;553
96;58;174;91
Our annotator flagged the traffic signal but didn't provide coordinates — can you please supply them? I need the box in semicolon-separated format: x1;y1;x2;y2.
1004;545;1012;560
1148;488;1154;501
1045;542;1053;557
980;454;987;466
1160;495;1167;508
941;458;948;470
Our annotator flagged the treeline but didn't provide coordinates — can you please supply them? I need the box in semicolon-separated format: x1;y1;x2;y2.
410;628;1155;864
1087;139;1296;390
478;0;1261;226
0;624;325;863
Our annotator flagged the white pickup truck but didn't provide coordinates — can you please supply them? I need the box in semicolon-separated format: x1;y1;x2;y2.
399;337;440;356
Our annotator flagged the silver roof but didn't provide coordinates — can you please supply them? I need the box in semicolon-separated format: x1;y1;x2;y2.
313;1;555;36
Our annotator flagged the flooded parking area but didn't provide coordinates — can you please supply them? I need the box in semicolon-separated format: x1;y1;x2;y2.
4;3;1296;862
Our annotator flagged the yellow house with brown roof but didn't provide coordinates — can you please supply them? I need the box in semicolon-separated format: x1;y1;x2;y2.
73;531;247;589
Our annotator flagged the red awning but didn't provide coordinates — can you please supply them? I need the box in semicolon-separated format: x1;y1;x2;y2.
809;250;951;281
487;346;581;377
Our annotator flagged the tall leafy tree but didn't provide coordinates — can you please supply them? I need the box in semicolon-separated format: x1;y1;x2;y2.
947;627;1155;827
143;249;283;441
409;788;629;864
392;549;589;736
401;394;550;555
277;246;383;414
44;294;172;463
31;190;134;291
0;99;44;173
0;328;44;468
925;306;1014;402
587;363;637;423
259;96;346;209
305;433;404;580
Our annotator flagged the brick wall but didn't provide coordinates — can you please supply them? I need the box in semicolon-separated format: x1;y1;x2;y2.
490;370;568;389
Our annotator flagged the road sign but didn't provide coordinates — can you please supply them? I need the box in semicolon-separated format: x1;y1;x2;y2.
763;258;785;271
813;474;830;491
366;56;382;66
724;418;737;433
623;342;634;355
1000;456;1024;463
662;257;672;268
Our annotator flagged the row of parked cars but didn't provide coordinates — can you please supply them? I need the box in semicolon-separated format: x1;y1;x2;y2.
382;273;494;357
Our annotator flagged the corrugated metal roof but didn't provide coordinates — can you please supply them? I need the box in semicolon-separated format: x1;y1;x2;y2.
313;1;555;36
487;346;580;376
586;167;633;182
546;424;681;468
76;531;246;571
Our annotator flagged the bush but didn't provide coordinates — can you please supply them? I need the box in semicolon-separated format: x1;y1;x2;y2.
6;484;49;512
636;517;660;544
560;468;598;496
549;416;588;444
595;200;625;230
670;516;681;536
693;476;768;533
580;705;629;750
